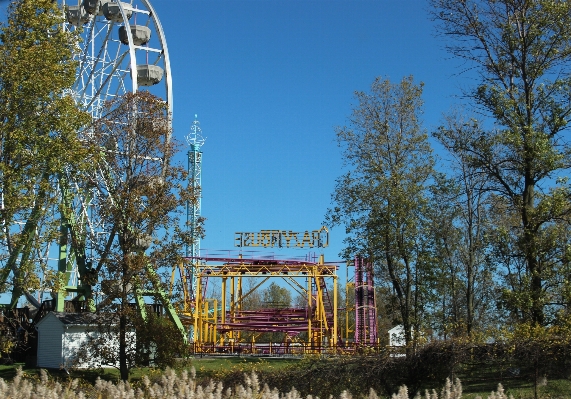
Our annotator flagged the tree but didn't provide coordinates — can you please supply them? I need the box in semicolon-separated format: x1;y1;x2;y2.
432;113;498;336
133;312;190;367
486;192;571;324
84;310;189;371
240;278;263;311
430;0;571;325
425;172;498;338
0;0;90;307
87;91;195;380
425;176;467;338
252;282;292;343
262;282;292;308
325;76;434;348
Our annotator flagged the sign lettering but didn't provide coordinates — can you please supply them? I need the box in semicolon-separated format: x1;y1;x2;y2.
234;226;329;248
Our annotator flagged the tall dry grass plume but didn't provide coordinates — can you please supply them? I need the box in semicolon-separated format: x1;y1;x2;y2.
0;367;513;399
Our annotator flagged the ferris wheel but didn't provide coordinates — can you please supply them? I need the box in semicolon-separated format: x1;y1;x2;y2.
61;0;172;121
52;0;178;317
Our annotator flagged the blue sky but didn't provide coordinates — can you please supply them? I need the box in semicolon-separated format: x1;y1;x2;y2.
0;0;469;301
159;1;464;263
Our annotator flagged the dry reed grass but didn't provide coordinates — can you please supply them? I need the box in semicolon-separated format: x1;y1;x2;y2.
0;367;513;399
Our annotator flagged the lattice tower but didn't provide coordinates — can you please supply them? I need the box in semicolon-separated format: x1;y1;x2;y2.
185;115;205;299
354;255;377;344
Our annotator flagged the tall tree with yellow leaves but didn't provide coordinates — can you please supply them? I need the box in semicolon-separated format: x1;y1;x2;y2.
0;0;90;307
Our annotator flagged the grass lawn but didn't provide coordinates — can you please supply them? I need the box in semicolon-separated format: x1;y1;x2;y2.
190;356;299;372
187;356;300;381
0;356;300;384
458;378;571;399
443;362;571;399
0;363;21;380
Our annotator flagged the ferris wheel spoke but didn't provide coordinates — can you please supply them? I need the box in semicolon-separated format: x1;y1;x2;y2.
74;21;114;97
74;18;97;89
107;70;130;104
84;50;129;110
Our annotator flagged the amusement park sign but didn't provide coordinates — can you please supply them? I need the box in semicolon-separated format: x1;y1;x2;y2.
234;226;329;248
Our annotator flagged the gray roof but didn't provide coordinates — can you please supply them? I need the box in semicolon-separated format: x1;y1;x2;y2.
51;312;101;325
44;312;116;326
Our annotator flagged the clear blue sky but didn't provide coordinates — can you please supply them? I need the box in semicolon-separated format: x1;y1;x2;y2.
0;0;468;278
159;0;464;263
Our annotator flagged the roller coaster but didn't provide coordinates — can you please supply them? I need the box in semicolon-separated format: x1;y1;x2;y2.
174;254;338;349
168;254;378;354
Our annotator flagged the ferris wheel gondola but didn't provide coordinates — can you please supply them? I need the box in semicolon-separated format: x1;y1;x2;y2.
61;0;172;123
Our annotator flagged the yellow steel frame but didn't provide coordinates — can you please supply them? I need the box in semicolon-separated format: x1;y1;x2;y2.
175;254;338;348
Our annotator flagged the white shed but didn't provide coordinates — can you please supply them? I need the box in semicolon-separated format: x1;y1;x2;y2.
389;325;406;347
35;312;129;369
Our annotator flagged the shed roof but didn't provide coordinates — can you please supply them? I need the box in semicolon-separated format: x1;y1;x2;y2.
52;312;100;325
36;311;112;328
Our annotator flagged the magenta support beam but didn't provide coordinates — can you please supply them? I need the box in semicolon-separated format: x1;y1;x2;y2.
355;255;364;344
366;261;378;343
354;255;378;345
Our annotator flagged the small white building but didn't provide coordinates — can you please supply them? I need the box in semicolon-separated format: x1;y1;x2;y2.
36;312;132;369
388;325;425;347
389;325;407;347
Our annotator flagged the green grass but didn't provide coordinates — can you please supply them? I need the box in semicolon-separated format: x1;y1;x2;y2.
188;356;300;380
190;356;298;371
0;357;299;385
0;363;22;380
444;362;571;399
0;362;160;384
456;379;571;399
